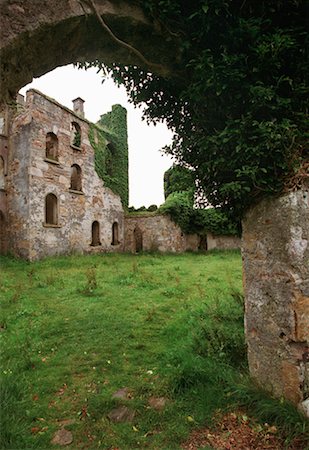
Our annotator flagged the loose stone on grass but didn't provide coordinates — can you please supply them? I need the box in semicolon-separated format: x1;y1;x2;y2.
112;387;131;400
107;405;135;423
51;428;73;446
56;419;76;427
148;397;167;411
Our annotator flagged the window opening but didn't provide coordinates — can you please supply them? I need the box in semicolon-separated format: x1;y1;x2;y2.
70;164;82;191
71;122;81;148
91;221;101;246
45;193;58;225
45;132;58;160
111;221;119;246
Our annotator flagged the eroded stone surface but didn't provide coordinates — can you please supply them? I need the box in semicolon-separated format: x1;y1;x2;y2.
3;90;125;260
0;0;181;104
242;186;309;409
107;405;135;423
124;214;240;253
112;387;130;400
148;396;167;411
51;428;73;446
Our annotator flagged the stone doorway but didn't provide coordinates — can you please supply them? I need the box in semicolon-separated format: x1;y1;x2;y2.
134;226;143;253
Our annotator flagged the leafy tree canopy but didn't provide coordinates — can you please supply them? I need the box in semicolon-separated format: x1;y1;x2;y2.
164;164;196;200
159;191;239;236
79;0;308;219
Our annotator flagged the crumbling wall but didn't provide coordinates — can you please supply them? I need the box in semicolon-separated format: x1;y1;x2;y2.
242;187;309;415
6;103;32;258
207;233;241;251
124;214;188;253
124;214;240;253
10;89;125;260
0;0;179;104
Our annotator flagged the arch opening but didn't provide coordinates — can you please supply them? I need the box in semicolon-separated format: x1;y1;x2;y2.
111;221;119;246
45;193;58;225
133;226;143;253
70;164;82;191
91;221;101;246
0;3;179;104
46;132;59;161
71;122;81;148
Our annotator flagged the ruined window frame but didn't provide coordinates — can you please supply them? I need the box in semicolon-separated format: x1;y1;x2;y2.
91;220;101;247
111;221;120;246
69;164;82;192
45;132;59;161
71;122;82;149
45;193;58;226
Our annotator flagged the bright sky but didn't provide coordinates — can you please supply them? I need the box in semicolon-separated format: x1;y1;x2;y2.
20;65;173;208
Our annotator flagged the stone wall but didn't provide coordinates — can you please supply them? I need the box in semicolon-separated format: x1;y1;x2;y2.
7;90;125;260
0;0;180;104
124;213;240;253
242;186;309;414
207;233;241;251
124;214;189;253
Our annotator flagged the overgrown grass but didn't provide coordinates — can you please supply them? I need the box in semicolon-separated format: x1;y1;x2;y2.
0;251;307;449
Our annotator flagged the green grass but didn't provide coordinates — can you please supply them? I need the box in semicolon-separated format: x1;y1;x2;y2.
0;251;308;449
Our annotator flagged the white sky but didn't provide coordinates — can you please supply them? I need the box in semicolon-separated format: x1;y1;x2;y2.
20;65;173;208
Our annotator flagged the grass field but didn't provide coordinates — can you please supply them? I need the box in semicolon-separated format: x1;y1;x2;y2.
0;251;308;449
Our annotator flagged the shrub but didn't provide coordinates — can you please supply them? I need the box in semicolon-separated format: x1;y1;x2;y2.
147;204;158;212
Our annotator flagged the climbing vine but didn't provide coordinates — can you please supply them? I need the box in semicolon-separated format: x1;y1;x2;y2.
88;104;129;206
80;0;308;221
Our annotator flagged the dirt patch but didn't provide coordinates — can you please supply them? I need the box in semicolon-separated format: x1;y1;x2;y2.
181;411;305;450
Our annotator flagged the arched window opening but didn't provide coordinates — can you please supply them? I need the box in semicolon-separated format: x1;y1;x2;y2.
45;132;58;160
111;221;119;246
0;156;5;190
71;122;81;148
134;226;143;253
0;210;7;255
91;221;101;246
45;193;58;225
70;164;82;191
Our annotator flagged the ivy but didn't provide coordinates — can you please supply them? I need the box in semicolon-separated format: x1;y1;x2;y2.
80;0;308;220
88;105;129;207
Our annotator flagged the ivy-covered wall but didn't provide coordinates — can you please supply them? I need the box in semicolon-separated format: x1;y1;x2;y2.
88;104;129;207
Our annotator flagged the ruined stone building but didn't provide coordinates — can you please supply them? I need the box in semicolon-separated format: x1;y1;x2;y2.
0;89;240;260
0;89;127;260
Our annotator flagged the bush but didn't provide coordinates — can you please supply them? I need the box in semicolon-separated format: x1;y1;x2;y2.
147;204;158;212
159;192;239;235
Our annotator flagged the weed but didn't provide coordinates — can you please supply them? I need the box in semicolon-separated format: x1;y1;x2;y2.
27;267;36;286
10;284;22;303
132;260;138;273
80;267;98;295
192;292;246;367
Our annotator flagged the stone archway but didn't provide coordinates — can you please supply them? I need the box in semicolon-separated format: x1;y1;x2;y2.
0;0;308;413
0;0;180;103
